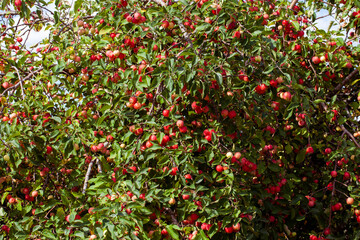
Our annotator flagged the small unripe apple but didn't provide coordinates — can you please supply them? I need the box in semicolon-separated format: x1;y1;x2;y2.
77;20;84;27
120;143;125;148
74;143;80;151
3;154;10;161
320;56;326;62
169;198;176;205
226;152;233;158
254;56;262;62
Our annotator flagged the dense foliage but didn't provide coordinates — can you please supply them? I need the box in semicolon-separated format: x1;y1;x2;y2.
1;0;360;239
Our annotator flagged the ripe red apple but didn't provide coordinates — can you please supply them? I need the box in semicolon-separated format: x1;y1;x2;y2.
216;165;224;172
331;171;337;178
224;226;234;234
31;190;38;197
233;223;240;231
324;228;331;236
163;109;170;117
161;229;168;235
306;146;314;154
345;62;352;68
134;12;141;20
106;135;114;142
133;102;142;110
312;56;320;64
176;120;184;127
182;194;190;200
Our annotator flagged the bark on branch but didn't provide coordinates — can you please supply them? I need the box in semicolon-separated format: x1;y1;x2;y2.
340;125;360;148
82;159;96;194
289;0;298;10
164;208;179;226
332;69;359;93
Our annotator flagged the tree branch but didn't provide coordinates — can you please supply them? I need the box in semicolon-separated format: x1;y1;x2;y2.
332;69;359;93
82;159;95;194
340;125;360;148
164;208;179;226
289;0;298;9
149;81;164;116
96;158;103;173
12;66;25;100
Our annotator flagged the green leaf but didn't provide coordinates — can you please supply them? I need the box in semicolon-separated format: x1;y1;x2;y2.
296;149;306;163
42;229;56;239
99;27;112;35
268;164;280;172
52;116;62;123
74;0;83;12
1;0;10;10
54;11;59;24
166;225;180;240
64;139;74;158
215;72;223;86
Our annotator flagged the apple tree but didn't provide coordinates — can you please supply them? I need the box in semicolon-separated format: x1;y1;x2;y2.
1;0;360;239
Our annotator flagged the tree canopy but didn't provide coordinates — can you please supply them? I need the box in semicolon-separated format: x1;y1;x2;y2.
1;0;360;239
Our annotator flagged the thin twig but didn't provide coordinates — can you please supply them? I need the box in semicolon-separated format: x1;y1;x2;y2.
12;66;25;100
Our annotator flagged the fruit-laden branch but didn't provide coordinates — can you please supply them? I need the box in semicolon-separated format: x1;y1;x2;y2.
151;0;194;50
0;65;55;98
332;69;359;93
340;125;360;148
320;102;360;148
82;159;96;194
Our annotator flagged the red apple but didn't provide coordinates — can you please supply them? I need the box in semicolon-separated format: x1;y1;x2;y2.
312;56;320;64
216;165;224;172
